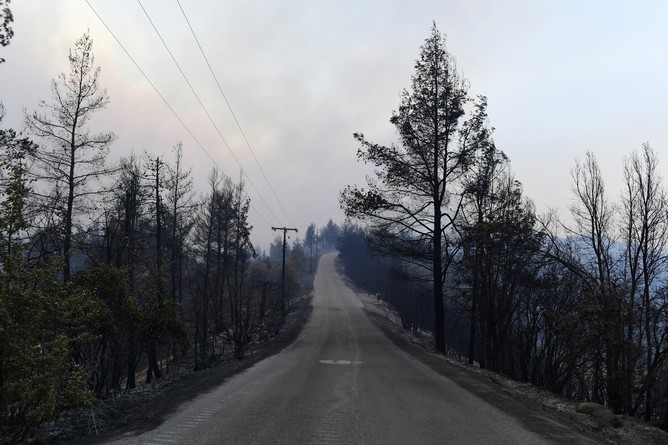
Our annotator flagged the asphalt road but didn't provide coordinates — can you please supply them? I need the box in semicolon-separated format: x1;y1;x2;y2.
109;252;597;445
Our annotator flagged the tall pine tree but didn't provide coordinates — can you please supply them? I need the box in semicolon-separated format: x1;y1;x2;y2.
341;24;483;353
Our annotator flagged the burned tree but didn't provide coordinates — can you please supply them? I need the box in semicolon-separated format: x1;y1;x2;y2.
340;25;479;353
25;33;115;282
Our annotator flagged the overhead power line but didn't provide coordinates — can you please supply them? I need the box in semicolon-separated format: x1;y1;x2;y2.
83;0;273;227
136;0;282;226
176;0;295;228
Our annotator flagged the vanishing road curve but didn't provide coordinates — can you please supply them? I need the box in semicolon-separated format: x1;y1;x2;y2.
109;252;597;445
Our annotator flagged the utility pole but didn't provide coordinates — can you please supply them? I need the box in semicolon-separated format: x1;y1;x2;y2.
154;157;162;273
272;226;298;318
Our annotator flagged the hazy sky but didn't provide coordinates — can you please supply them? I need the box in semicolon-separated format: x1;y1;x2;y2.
1;1;667;250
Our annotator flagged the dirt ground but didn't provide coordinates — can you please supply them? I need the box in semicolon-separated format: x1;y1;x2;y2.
41;272;668;445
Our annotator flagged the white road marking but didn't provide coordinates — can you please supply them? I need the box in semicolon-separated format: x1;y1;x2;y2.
318;359;362;365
